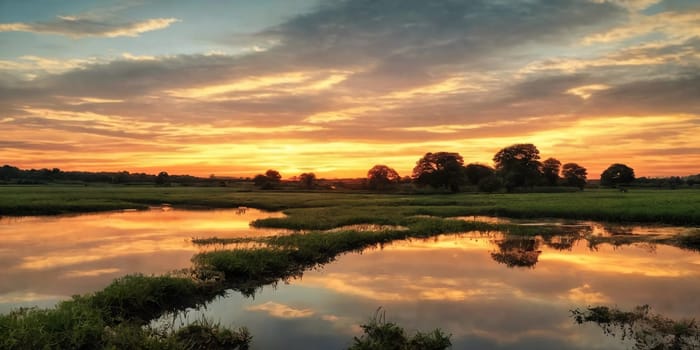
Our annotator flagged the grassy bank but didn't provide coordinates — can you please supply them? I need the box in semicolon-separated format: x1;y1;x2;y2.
1;185;699;225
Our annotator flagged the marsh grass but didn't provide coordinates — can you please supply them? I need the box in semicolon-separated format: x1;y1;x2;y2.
1;186;699;225
350;308;452;350
0;275;253;350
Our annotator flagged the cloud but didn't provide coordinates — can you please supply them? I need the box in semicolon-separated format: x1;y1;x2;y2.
0;16;178;38
582;9;700;44
246;302;314;319
0;0;698;176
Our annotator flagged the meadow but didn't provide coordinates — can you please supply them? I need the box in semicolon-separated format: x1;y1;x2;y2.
0;185;699;224
1;185;699;349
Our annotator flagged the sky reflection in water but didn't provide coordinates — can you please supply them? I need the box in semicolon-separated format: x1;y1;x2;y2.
0;208;285;312
1;210;699;349
175;232;700;350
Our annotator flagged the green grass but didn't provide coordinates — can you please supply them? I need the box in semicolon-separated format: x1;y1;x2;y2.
350;308;451;350
0;275;250;350
1;185;698;225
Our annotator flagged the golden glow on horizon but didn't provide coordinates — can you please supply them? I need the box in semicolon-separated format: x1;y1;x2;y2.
2;107;698;178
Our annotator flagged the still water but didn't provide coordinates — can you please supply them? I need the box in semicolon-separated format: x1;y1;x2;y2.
1;209;699;349
0;207;285;313
176;232;700;349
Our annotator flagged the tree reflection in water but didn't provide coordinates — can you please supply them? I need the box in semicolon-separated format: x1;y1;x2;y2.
571;305;700;350
490;237;542;268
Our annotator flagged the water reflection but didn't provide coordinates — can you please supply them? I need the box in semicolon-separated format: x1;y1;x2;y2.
490;237;541;268
0;208;285;313
173;232;700;350
454;216;697;237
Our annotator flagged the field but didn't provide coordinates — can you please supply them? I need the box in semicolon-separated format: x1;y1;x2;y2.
1;185;699;349
0;185;699;224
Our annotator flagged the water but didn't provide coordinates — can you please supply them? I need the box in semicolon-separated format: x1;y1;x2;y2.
0;207;286;313
1;209;699;349
172;232;700;349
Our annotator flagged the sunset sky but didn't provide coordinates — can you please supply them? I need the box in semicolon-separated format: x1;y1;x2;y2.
1;0;698;178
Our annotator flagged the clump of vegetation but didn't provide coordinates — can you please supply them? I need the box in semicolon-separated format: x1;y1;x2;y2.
673;232;700;252
89;275;223;326
253;169;282;189
350;308;451;350
0;275;242;349
171;318;252;350
571;305;700;350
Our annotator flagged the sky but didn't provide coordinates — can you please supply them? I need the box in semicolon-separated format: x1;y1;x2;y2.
0;0;699;178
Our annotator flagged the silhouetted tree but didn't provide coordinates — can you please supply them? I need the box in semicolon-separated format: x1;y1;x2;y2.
0;165;20;181
367;165;400;191
562;163;588;190
155;171;170;185
253;169;282;189
298;172;316;189
600;164;635;187
265;169;281;182
464;163;495;185
542;158;561;186
412;152;465;192
493;144;543;191
477;174;503;193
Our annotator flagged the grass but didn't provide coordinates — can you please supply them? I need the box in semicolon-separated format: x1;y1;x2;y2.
350;308;451;350
0;275;250;350
0;185;699;225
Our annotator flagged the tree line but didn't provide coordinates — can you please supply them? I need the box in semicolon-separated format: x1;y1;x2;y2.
3;143;698;191
254;143;697;192
0;165;212;186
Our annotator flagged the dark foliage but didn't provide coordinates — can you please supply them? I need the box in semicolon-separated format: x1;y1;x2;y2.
493;144;543;191
412;152;465;192
298;172;316;189
542;158;561;186
562;163;588;189
464;163;495;185
600;163;635;187
367;165;401;191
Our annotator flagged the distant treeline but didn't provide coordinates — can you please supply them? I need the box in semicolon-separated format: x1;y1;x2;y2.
0;165;241;186
252;143;700;193
3;143;699;192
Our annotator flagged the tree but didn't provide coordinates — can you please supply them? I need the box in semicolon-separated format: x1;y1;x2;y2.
253;169;282;189
412;152;465;192
600;164;635;187
298;172;316;189
542;158;561;186
477;175;503;193
0;165;20;181
561;163;588;190
464;163;494;185
265;169;281;182
367;165;400;191
493;144;543;190
155;171;170;185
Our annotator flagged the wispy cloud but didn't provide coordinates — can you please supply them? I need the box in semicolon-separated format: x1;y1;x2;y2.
0;16;178;38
